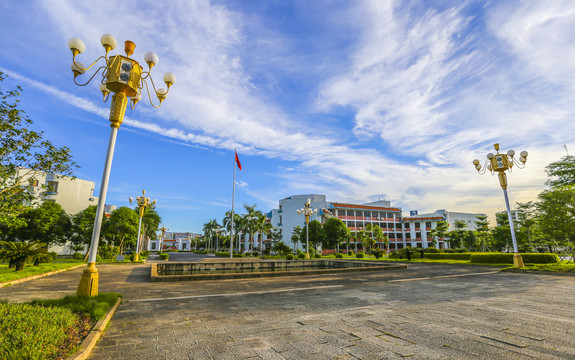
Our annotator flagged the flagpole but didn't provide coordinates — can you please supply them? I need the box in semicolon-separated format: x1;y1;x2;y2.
230;149;236;258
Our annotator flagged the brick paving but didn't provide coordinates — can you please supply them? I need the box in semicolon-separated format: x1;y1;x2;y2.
1;261;574;359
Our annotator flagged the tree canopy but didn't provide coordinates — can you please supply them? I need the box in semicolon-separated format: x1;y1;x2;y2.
0;73;78;230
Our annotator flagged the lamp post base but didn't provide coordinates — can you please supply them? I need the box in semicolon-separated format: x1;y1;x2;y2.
77;262;99;297
513;253;524;268
305;253;310;259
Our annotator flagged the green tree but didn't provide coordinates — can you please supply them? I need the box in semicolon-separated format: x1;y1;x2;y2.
323;217;350;251
372;225;388;252
545;155;575;188
474;214;491;251
70;205;98;254
536;187;575;252
302;220;325;253
102;206;138;255
448;220;468;249
14;201;71;246
291;225;302;252
491;212;513;252
430;221;449;249
0;73;78;232
141;205;161;242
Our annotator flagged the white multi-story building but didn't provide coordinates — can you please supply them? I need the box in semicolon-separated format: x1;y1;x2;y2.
17;168;98;215
402;209;486;249
148;232;201;251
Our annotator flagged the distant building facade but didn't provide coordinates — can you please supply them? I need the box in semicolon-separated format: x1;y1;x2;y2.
270;195;486;251
148;232;201;251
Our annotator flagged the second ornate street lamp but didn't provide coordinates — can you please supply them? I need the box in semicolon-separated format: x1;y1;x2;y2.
70;34;175;296
473;143;528;268
158;224;168;252
297;198;317;259
130;190;157;261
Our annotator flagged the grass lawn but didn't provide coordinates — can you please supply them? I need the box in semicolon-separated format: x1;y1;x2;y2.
502;260;575;273
0;262;84;284
0;293;121;360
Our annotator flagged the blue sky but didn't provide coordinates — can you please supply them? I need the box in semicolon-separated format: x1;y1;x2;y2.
2;0;574;233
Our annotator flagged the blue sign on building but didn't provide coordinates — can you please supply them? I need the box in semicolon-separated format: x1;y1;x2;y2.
410;210;418;216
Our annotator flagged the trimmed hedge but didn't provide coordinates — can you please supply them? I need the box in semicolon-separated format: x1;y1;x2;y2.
286;254;294;260
159;253;169;260
470;253;559;264
215;251;230;257
335;253;344;259
356;252;365;259
424;253;472;260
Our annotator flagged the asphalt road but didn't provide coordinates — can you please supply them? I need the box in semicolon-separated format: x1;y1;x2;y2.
1;261;574;359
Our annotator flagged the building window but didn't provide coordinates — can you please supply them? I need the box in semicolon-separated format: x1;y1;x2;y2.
151;243;157;250
46;181;58;194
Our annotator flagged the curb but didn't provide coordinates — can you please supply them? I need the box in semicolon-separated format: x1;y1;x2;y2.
68;297;122;360
0;264;86;288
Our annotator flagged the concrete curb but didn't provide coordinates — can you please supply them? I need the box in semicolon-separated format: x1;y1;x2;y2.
0;264;86;288
68;297;122;360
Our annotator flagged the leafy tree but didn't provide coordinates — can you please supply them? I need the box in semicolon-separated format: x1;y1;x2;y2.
291;225;302;252
141;205;161;242
69;205;98;254
474;214;491;251
14;201;71;246
372;225;388;252
102;206;138;255
272;241;292;256
545;155;575;188
491;212;513;252
0;73;78;231
302;220;325;252
323;218;350;251
536;187;575;252
429;221;449;249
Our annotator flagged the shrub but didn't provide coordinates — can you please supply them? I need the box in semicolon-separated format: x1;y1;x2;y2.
335;253;344;259
96;255;102;262
216;251;230;257
159;253;169;261
140;250;150;259
424;253;471;260
371;248;383;259
348;250;354;256
252;251;259;257
286;254;294;260
356;252;365;259
72;252;83;260
424;247;441;253
195;250;207;254
297;253;306;259
0;302;80;360
314;253;321;258
232;253;243;258
470;253;559;264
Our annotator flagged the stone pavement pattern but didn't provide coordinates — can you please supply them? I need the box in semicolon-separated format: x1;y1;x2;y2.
1;262;574;359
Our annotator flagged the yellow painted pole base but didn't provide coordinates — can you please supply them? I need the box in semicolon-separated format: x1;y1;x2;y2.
134;253;140;262
77;262;99;297
513;253;525;268
305;253;310;259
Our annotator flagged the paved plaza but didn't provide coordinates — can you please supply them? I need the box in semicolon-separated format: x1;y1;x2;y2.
1;261;574;359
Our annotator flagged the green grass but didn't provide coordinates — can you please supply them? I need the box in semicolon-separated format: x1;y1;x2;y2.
0;262;83;284
502;261;575;273
0;293;121;360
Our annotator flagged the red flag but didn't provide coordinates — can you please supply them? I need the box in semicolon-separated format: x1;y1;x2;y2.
235;150;242;170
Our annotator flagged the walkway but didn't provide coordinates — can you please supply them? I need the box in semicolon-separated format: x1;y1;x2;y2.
1;262;574;359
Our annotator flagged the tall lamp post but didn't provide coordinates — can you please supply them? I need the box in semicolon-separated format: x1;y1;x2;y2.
129;190;157;261
70;34;175;297
473;143;528;268
297;199;317;259
158;224;168;252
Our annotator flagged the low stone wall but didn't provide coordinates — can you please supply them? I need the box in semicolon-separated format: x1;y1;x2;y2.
150;260;407;281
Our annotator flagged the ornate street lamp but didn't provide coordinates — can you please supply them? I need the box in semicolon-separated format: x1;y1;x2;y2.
297;199;317;259
129;191;157;261
158;224;168;252
71;34;175;296
473;143;528;268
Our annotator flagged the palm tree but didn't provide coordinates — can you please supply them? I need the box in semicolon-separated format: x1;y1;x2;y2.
0;241;47;271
